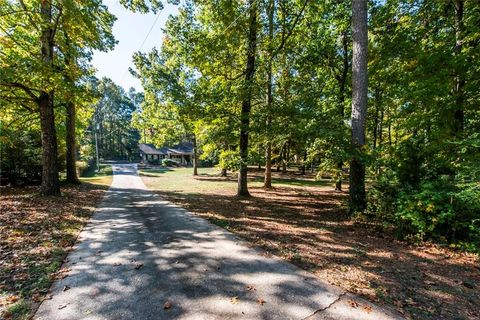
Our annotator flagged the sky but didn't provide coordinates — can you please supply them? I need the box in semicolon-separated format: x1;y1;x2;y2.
91;0;179;92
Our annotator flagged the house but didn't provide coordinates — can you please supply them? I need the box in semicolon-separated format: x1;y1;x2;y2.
139;142;194;166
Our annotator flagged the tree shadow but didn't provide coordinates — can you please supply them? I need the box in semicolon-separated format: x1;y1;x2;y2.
34;183;402;320
154;187;479;320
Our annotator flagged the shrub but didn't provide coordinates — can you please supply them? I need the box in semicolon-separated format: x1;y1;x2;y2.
162;158;178;167
148;158;160;165
218;150;240;172
369;177;480;252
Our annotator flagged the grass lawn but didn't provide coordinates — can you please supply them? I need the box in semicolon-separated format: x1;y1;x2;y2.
0;171;112;320
141;166;479;320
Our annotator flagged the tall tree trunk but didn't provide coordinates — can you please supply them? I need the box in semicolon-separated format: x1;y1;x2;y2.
263;0;274;189
39;1;60;196
237;0;257;197
39;91;60;195
66;101;80;183
336;31;349;191
64;36;79;184
282;144;287;173
373;103;378;149
193;135;198;176
301;149;307;175
349;0;368;213
264;142;272;187
453;0;464;134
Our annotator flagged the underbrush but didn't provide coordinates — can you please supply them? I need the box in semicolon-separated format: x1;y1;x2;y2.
368;176;480;253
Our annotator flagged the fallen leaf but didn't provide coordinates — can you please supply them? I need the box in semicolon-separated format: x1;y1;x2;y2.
230;296;239;304
393;300;403;308
63;285;71;291
348;299;359;308
258;298;266;305
58;304;68;309
6;295;19;303
363;305;372;313
164;300;172;309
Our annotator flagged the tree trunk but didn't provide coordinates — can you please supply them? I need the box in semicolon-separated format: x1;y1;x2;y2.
301;149;307;175
263;0;274;189
39;92;60;195
264;142;272;188
66;101;80;183
193;135;198;176
349;0;368;213
282;144;287;173
335;30;349;191
237;0;257;197
453;0;464;135
39;1;60;196
335;161;343;191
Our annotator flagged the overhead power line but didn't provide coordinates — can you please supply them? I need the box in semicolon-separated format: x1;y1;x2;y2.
120;9;163;85
222;0;258;34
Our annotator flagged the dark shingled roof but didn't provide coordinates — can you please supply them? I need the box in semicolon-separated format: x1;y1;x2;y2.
139;143;165;155
139;142;194;155
170;142;194;154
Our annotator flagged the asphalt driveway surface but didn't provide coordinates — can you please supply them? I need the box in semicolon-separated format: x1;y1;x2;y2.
35;164;402;320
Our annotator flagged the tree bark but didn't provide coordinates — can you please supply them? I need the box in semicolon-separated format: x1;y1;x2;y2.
39;1;60;196
66;101;80;183
264;142;272;187
335;31;349;192
301;149;307;175
237;0;257;197
193;135;198;176
264;0;274;189
453;0;464;135
349;0;368;213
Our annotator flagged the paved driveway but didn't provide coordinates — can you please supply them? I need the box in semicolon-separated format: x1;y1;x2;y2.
35;164;402;320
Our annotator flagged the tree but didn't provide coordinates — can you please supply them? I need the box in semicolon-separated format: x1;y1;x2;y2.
0;0;115;194
237;0;257;197
349;0;368;213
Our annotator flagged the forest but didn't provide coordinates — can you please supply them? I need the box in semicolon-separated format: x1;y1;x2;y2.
0;0;479;318
1;0;479;250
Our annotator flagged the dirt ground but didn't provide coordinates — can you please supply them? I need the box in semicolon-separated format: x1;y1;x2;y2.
0;181;110;319
142;168;480;320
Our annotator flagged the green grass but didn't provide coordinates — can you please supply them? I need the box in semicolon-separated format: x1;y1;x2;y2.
140;167;330;194
5;301;30;320
79;164;113;187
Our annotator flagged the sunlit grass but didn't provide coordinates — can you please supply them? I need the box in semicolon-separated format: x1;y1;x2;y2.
140;167;330;194
79;164;113;187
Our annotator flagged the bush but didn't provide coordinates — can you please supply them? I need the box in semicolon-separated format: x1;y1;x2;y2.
162;158;178;167
148;158;160;165
369;177;480;252
218;150;240;172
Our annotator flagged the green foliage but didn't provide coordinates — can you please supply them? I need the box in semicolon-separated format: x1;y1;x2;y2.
162;158;179;167
6;301;30;320
369;176;480;252
218;150;240;172
88;78;141;161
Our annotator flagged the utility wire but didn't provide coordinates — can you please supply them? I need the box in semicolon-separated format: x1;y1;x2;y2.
221;0;257;34
120;9;163;85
